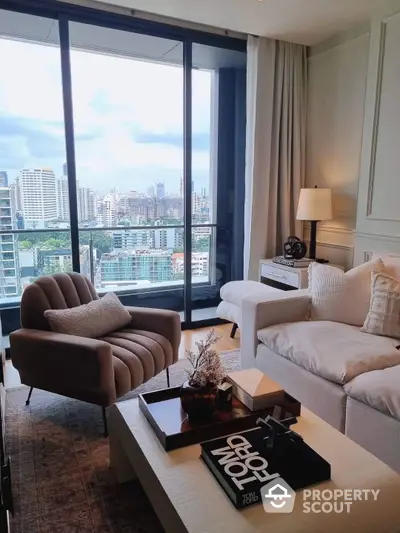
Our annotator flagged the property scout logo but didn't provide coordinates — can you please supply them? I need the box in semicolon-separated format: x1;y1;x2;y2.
261;479;380;514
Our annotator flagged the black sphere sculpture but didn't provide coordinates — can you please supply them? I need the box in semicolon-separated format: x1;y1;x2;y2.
284;236;307;260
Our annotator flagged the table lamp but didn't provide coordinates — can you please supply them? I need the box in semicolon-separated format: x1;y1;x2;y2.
296;187;332;261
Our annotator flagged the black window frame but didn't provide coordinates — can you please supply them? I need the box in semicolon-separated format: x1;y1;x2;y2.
0;0;246;332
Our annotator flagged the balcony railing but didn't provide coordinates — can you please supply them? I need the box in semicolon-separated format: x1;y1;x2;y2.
0;224;217;305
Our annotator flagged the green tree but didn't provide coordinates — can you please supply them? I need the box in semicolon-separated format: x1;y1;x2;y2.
79;232;112;254
41;259;72;277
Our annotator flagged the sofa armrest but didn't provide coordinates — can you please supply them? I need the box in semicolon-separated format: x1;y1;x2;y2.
124;307;181;362
10;329;116;405
241;290;311;369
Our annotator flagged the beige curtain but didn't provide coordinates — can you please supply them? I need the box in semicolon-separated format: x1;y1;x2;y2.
244;36;308;280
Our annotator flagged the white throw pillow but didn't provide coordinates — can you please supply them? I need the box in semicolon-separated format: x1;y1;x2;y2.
308;259;384;327
44;292;132;338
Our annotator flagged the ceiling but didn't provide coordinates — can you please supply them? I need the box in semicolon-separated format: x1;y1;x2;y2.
97;0;396;45
0;9;245;69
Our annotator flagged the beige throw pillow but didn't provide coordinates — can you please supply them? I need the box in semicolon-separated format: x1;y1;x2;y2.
44;292;131;338
361;271;400;339
308;259;384;327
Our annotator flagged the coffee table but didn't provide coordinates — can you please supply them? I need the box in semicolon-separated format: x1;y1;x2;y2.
109;399;400;533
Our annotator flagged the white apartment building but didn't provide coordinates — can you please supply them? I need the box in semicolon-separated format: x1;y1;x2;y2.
56;176;69;221
17;168;57;229
0;187;20;299
78;187;96;223
102;193;117;226
153;227;175;249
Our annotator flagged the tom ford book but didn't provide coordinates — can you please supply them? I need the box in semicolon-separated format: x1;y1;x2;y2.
201;427;330;510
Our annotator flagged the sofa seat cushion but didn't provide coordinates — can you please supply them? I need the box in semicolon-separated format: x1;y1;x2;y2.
344;366;400;421
257;321;400;385
99;329;173;397
220;281;280;307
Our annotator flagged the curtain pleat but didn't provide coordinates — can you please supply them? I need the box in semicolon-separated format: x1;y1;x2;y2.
244;36;307;280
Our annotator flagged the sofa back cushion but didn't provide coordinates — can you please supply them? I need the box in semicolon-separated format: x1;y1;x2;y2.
44;292;131;338
308;259;384;327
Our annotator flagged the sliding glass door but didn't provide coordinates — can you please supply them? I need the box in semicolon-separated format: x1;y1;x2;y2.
68;22;185;312
190;44;246;320
0;1;246;329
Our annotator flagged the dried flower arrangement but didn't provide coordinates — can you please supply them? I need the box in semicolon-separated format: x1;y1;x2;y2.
185;329;226;388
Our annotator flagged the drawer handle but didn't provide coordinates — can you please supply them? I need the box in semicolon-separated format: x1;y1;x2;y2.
270;272;286;280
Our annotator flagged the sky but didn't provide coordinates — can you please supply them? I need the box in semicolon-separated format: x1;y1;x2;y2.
0;36;212;195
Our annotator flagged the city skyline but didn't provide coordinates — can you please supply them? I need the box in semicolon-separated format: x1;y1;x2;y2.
0;37;213;194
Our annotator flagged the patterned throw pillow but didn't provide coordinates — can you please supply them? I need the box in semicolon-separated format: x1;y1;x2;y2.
361;271;400;339
308;259;384;327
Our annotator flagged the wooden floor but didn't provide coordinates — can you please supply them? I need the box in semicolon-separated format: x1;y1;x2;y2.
4;323;240;390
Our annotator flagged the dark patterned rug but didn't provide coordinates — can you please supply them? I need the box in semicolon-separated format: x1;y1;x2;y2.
6;350;240;533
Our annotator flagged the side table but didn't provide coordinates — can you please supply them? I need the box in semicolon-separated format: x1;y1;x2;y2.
259;259;309;290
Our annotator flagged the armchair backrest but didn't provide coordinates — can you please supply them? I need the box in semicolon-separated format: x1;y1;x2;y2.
20;272;99;331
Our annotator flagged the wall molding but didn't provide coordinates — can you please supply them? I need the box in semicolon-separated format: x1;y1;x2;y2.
365;11;400;222
354;230;400;243
304;238;353;251
304;222;354;235
366;19;387;218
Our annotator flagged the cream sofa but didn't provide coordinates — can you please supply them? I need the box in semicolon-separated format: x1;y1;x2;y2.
241;289;400;473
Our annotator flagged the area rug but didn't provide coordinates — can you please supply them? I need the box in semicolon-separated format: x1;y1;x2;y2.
6;350;241;533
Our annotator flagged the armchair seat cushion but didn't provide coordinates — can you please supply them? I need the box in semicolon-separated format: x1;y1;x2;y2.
99;329;173;397
257;321;400;385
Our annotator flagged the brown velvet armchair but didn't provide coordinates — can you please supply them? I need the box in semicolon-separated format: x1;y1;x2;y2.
10;273;181;435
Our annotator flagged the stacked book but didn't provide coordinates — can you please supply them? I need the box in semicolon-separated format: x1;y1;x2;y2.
201;424;331;509
272;256;312;268
227;369;285;411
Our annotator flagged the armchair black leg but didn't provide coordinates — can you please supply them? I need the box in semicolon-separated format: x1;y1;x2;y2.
230;323;238;339
102;407;108;438
25;387;33;406
166;367;171;388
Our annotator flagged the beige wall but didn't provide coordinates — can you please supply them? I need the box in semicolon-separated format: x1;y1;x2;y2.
305;31;370;269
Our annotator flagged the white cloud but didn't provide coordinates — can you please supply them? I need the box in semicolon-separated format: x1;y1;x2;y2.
0;36;212;194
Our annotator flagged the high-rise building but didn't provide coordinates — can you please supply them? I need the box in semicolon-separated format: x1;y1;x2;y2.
87;190;97;221
112;229;151;250
156;182;165;199
56;177;69;221
78;187;97;223
0;171;8;187
16;168;57;228
100;249;172;284
0;187;20;299
153;228;175;249
37;245;90;278
101;193;117;226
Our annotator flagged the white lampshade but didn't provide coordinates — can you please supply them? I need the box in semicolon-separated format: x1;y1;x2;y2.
296;188;332;221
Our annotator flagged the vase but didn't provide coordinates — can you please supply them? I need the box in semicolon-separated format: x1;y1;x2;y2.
180;380;217;422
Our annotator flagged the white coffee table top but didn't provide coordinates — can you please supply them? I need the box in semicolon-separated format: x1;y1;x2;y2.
109;399;400;533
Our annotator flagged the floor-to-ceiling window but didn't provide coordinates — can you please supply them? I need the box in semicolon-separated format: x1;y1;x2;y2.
0;1;246;331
